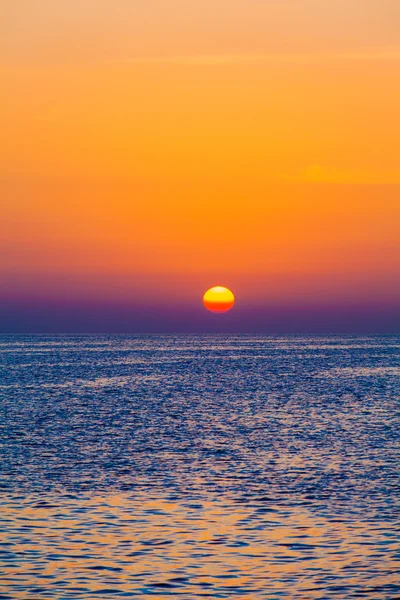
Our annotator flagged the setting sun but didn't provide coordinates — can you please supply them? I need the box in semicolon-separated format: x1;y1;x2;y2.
203;286;235;313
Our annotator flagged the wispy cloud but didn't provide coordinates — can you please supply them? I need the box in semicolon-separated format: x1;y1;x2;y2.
287;164;400;185
107;48;400;66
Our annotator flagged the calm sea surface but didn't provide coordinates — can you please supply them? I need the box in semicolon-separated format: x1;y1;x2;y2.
0;335;399;599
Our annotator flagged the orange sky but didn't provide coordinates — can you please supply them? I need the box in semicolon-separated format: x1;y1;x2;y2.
1;1;400;329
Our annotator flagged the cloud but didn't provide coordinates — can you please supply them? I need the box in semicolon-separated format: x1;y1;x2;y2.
107;48;400;66
289;165;400;184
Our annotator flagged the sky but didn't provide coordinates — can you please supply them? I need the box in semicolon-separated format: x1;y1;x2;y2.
1;0;400;332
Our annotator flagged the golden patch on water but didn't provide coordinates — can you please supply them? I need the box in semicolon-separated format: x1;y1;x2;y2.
1;493;398;598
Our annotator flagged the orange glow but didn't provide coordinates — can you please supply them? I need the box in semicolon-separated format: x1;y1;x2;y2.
203;287;235;313
0;1;400;322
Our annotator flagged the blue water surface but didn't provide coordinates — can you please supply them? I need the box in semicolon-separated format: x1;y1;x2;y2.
0;335;399;598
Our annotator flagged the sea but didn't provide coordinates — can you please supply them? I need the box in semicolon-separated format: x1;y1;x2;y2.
0;335;399;599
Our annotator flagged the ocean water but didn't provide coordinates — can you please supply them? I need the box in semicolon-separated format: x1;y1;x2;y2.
0;334;399;599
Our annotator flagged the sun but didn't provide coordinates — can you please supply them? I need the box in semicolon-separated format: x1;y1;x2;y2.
203;286;235;313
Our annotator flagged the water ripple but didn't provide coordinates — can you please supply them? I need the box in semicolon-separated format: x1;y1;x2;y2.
0;335;399;598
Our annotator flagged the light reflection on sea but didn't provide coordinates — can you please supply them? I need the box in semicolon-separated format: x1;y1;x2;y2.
0;335;399;598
